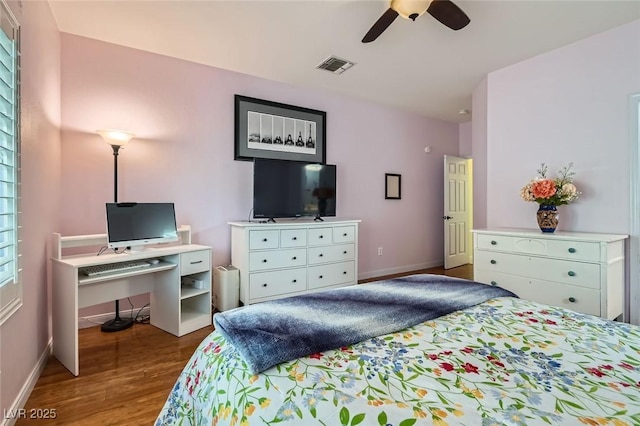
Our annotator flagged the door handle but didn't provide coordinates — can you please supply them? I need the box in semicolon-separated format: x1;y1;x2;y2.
443;215;452;220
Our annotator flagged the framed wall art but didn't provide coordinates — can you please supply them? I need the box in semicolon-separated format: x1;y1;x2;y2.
385;173;401;200
234;95;326;163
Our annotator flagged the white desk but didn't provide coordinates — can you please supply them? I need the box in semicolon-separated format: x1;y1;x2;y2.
51;228;212;376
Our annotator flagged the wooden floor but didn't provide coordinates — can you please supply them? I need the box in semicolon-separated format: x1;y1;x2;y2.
18;264;472;425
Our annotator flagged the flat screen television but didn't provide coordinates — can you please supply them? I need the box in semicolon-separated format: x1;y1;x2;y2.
253;159;336;220
105;202;179;250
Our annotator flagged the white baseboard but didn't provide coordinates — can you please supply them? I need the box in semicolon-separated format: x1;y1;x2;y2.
1;338;52;426
78;306;150;329
358;261;443;281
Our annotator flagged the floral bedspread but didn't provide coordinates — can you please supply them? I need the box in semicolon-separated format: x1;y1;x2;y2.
156;297;640;426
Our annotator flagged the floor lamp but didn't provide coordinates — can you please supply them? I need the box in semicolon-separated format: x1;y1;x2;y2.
96;129;136;333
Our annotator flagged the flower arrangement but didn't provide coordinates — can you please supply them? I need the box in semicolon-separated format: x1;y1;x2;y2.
520;163;580;206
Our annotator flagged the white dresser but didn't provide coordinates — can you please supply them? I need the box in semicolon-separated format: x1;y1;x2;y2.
472;228;627;320
229;219;360;305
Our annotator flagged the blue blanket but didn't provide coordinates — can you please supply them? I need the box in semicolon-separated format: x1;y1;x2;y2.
213;274;517;374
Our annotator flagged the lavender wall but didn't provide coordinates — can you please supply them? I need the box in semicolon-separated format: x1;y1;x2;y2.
471;78;488;229
458;121;472;158
483;20;639;233
60;34;460;315
0;0;61;417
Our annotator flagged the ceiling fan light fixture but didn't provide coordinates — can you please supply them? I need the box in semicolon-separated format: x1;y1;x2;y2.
361;0;468;43
391;0;431;21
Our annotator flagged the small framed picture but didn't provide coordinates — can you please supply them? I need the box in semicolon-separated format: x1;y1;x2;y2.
385;173;401;200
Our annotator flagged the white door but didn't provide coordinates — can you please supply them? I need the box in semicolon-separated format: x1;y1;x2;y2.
443;155;472;269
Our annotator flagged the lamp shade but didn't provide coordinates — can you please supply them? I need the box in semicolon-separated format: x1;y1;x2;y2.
391;0;431;20
96;129;135;147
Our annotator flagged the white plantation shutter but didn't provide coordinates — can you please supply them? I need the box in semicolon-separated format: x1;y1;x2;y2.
0;1;20;325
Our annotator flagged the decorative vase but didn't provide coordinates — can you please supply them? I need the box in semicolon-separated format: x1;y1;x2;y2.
536;204;558;233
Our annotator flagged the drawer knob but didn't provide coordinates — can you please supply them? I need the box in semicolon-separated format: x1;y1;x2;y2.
490;281;497;286
490;259;497;265
343;250;347;254
262;283;267;287
568;297;576;303
491;240;497;245
343;271;347;275
262;238;268;242
343;233;347;237
262;259;268;263
319;275;323;279
568;247;576;253
292;279;297;283
292;237;297;240
319;235;324;239
568;271;576;277
319;253;324;257
292;256;297;260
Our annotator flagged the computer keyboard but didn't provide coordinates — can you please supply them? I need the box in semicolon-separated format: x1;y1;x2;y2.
81;260;152;277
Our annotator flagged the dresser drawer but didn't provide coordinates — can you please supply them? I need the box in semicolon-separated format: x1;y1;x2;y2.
477;234;517;252
280;229;307;248
478;234;551;256
475;250;601;289
249;248;307;271
249;268;307;299
475;270;601;317
477;233;601;262
308;261;355;289
308;244;355;265
546;240;600;262
249;230;279;250
333;226;355;243
180;250;210;275
308;228;332;246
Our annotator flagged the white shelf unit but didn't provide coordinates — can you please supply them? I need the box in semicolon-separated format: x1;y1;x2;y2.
51;226;212;376
472;228;627;320
148;249;212;336
229;219;360;305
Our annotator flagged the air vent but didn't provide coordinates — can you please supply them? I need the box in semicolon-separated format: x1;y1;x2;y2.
315;56;356;75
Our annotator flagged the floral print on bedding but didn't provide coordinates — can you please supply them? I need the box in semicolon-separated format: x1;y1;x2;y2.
156;297;640;426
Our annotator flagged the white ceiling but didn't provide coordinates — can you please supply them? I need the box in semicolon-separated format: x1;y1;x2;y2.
48;0;640;123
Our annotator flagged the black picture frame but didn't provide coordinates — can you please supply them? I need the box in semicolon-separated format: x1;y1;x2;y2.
385;173;401;200
234;95;326;163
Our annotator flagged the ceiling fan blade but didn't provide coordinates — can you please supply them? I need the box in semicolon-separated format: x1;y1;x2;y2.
427;0;470;31
362;8;399;43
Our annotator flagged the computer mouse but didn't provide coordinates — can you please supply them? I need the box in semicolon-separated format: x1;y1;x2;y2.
149;259;160;265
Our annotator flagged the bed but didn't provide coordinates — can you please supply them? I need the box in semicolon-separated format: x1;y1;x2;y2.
156;275;640;425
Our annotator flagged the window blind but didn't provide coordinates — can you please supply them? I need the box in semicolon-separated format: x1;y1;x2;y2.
0;0;20;325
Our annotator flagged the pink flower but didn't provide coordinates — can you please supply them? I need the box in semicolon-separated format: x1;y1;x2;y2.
531;179;557;199
520;163;579;205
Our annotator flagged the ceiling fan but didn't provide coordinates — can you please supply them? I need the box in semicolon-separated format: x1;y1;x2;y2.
362;0;470;43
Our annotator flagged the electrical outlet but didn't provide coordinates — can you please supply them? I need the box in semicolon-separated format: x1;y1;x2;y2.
378;247;383;256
